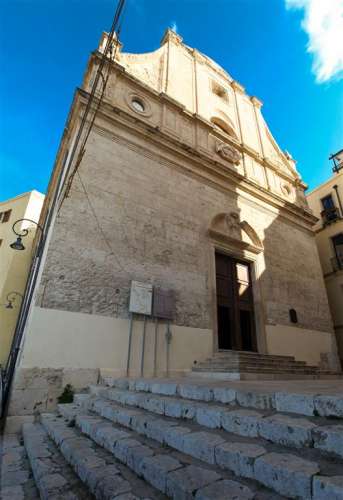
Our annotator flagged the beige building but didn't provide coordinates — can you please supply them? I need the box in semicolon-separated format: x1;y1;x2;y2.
0;190;44;367
307;156;343;367
5;30;341;422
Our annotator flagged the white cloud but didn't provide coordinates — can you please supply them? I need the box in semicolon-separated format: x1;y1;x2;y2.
286;0;343;83
170;21;178;33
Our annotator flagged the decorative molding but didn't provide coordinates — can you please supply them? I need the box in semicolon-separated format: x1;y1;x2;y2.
250;96;263;109
209;212;264;254
160;28;183;46
215;140;241;165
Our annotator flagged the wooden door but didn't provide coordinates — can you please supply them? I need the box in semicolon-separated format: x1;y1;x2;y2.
215;252;257;351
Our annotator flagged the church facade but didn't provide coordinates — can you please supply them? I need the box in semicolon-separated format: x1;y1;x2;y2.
6;29;340;421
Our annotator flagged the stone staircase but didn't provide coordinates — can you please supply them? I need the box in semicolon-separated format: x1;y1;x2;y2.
191;351;340;380
1;376;343;499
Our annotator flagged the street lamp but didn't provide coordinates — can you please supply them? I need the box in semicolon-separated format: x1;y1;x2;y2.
9;219;43;251
4;291;23;309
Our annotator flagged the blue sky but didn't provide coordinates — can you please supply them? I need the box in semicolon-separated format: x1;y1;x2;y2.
0;0;342;200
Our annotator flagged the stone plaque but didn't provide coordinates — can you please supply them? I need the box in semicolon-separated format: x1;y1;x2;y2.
129;281;153;315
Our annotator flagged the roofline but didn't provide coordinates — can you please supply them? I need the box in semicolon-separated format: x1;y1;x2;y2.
307;169;343;197
0;190;45;206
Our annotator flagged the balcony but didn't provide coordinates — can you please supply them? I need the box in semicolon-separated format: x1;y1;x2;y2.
321;206;340;225
331;255;343;272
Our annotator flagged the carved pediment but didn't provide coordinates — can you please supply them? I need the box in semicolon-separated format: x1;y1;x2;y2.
209;212;263;254
215;141;241;165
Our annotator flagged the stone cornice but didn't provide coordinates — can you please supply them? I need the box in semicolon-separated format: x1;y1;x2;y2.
74;88;316;231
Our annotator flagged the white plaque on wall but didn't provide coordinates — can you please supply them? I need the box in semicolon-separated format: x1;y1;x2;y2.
129;281;153;315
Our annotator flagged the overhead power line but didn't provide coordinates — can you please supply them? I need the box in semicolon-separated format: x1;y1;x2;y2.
59;0;126;208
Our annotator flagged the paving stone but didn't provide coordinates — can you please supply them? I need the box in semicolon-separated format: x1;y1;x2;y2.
258;414;316;448
150;381;178;396
164;398;183;418
236;390;275;410
275;392;315;416
135;379;153;392
312;425;343;458
213;387;236;404
181;400;202;420
73;393;91;406
314;395;343;418
139;454;182;492
1;470;30;487
130;414;159;436
195;406;223;429
141;395;165;415
94;470;131;499
182;431;225;464
254;452;320;498
126;445;155;475
116;408;143;427
93;424;130;452
221;409;262;437
166;465;221;500
178;384;214;402
163;426;192;451
215;441;266;479
0;485;25;500
312;475;343;500
144;417;178;444
114;438;143;464
113;378;130;390
195;479;254;499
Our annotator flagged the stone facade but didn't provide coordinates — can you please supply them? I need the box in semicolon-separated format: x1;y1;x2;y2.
7;29;340;421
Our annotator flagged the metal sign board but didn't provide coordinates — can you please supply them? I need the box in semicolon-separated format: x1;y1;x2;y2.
129;281;153;316
153;288;175;320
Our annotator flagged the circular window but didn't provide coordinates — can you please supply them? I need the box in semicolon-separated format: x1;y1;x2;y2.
131;98;145;113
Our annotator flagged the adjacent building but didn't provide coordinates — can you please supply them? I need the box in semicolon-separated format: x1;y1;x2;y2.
0;190;44;367
307;151;343;367
4;30;341;424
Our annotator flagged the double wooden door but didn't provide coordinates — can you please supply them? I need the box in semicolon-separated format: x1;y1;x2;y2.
215;252;257;351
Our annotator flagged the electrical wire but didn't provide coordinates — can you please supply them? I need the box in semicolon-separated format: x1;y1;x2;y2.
59;0;126;209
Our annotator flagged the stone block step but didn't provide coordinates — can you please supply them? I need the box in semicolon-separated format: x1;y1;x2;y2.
68;396;343;499
193;365;319;373
212;351;296;361
0;433;39;500
100;377;343;418
86;386;343;459
39;412;168;499
199;359;312;367
22;422;93;499
204;356;308;365
45;408;265;500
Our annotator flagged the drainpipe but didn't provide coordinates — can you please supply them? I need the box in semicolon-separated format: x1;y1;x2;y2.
333;185;343;217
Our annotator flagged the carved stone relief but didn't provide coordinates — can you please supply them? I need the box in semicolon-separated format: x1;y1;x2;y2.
215;140;241;165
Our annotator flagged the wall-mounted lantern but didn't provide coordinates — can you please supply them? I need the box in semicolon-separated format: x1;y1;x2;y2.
4;291;23;309
9;218;43;251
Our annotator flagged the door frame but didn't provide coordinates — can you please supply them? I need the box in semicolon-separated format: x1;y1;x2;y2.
208;241;267;355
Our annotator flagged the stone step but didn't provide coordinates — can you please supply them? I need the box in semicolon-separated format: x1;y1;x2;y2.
200;357;311;366
198;358;312;368
22;422;93;500
212;351;297;361
45;408;265;500
86;386;343;459
199;361;310;369
68;396;343;499
39;412;168;499
100;377;343;418
0;433;39;500
193;364;319;372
